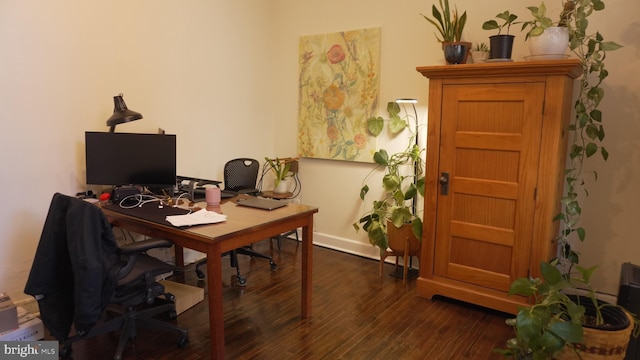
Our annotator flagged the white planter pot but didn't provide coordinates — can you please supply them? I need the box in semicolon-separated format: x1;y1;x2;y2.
470;50;488;63
274;178;290;194
528;26;569;57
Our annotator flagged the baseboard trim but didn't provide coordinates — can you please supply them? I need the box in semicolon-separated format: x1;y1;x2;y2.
312;232;420;269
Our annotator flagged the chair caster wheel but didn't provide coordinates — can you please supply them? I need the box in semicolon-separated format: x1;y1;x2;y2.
270;262;278;271
177;334;190;348
60;344;72;358
196;270;205;279
236;275;247;286
168;310;178;320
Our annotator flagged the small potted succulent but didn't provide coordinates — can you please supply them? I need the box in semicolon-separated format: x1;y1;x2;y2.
471;42;489;63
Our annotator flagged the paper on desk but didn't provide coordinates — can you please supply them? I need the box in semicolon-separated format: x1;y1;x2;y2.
166;209;227;227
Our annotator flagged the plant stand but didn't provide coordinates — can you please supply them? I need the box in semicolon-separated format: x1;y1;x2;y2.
381;250;419;284
387;258;419;281
382;222;421;284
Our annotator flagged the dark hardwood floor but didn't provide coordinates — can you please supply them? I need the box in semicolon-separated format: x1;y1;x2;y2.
59;238;514;359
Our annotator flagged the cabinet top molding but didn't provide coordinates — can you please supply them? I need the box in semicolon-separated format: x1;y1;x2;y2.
417;59;582;79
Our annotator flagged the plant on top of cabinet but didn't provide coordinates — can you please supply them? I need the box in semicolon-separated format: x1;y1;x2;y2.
421;0;467;43
482;11;519;60
421;0;470;64
519;1;573;40
482;10;519;36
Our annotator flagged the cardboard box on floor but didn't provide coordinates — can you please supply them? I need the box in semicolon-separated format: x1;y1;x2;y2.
0;307;44;341
159;280;204;315
0;292;18;333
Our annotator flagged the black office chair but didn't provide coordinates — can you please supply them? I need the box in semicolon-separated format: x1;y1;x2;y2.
195;158;277;284
221;157;261;196
24;193;189;360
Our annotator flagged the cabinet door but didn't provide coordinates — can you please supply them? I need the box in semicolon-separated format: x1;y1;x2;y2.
433;82;545;292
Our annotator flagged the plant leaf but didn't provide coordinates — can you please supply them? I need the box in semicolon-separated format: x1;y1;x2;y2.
359;185;369;200
548;321;583;343
388;114;408;135
373;149;388;166
367;116;384;136
541;261;562;286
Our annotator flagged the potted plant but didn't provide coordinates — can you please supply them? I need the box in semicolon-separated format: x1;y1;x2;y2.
482;10;519;60
471;42;489;63
264;157;297;194
545;0;622;271
493;1;629;358
420;0;470;64
519;1;573;58
495;261;636;359
353;101;425;254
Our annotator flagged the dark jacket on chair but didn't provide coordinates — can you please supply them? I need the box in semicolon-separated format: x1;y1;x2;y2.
24;193;122;341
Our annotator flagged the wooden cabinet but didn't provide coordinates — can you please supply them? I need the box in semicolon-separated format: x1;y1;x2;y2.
416;60;582;314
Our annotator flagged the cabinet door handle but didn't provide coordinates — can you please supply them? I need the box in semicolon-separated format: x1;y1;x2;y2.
439;172;449;195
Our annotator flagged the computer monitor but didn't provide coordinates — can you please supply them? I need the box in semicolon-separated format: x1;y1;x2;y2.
85;131;177;191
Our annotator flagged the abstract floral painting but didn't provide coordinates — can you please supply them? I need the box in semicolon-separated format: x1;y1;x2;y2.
297;27;381;162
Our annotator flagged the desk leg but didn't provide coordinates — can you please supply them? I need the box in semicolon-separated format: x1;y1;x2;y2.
174;245;184;268
206;245;225;360
301;218;313;318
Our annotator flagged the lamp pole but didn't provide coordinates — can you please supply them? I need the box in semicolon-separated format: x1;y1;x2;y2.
395;98;419;216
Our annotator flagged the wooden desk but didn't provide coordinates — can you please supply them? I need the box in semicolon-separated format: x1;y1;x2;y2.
101;199;318;359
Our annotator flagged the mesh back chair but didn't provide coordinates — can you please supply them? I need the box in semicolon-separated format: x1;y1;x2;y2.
221;158;261;196
24;193;189;360
194;158;277;285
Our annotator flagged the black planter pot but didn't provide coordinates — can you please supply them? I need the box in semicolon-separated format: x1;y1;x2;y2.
489;34;515;60
442;41;471;64
569;295;630;331
443;43;469;64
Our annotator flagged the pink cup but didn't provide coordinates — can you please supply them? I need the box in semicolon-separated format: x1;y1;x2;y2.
205;187;221;206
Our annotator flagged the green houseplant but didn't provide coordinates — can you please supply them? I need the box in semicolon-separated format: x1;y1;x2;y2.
264;157;297;192
519;1;574;57
353;101;425;252
482;10;519;35
545;0;622;268
421;0;467;43
496;261;635;359
494;1;628;358
519;1;574;40
421;0;470;63
482;11;519;59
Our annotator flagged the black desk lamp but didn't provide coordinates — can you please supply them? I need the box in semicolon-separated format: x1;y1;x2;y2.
106;93;143;132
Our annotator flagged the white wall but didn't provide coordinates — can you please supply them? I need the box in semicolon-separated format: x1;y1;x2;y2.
1;0;638;305
0;0;277;303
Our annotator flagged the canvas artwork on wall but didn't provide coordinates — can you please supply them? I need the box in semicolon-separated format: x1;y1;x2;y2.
297;27;381;162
